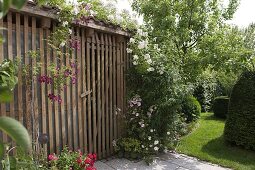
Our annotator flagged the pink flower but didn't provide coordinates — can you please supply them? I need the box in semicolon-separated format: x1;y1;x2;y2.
72;77;77;84
48;154;58;161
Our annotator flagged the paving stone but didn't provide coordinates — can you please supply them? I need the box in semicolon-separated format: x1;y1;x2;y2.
104;158;179;170
95;161;115;170
96;152;230;170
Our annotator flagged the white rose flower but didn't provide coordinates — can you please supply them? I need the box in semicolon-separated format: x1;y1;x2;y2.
136;113;139;117
133;55;139;60
133;61;138;65
137;29;143;36
149;145;153;147
147;67;155;72
159;70;164;75
150;129;153;132
144;54;150;60
73;6;79;15
69;29;72;35
167;132;170;135
138;40;148;49
129;38;135;43
59;42;65;47
154;140;159;145
62;21;69;27
154;44;159;49
146;148;148;150
154;146;159;151
146;59;152;64
108;15;115;21
148;136;151;140
141;145;145;148
141;124;145;128
126;48;133;53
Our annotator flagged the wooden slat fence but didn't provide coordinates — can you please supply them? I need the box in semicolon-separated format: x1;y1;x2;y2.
0;11;130;159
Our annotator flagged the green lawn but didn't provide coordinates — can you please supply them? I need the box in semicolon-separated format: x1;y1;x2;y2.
177;112;255;170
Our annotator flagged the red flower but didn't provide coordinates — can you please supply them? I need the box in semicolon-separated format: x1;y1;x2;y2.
48;154;58;161
76;157;82;164
88;153;97;160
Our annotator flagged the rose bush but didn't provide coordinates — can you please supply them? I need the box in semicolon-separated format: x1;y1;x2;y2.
116;27;190;162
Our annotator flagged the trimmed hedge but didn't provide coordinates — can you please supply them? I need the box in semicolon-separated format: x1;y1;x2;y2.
182;96;201;123
224;71;255;150
213;96;229;119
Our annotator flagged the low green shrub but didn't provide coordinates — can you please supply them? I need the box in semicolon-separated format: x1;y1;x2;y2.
224;71;255;150
182;96;201;123
114;138;142;159
213;96;229;119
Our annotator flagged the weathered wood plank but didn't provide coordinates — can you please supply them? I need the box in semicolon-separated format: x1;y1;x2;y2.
39;26;47;153
86;35;93;153
7;13;15;123
52;23;60;153
112;36;117;141
32;16;39;143
116;38;121;139
104;34;110;156
71;28;78;150
16;13;23;124
81;28;87;153
24;15;32;136
46;29;54;152
100;33;106;157
91;34;97;154
66;39;73;150
108;35;113;154
96;33;102;159
60;39;66;148
77;27;84;151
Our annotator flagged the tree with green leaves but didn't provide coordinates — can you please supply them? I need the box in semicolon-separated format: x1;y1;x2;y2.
132;0;241;81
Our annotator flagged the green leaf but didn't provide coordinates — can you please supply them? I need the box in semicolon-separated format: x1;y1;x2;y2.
0;141;4;159
11;0;26;10
0;88;13;102
0;117;31;153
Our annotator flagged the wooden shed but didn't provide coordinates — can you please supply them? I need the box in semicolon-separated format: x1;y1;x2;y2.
0;2;131;159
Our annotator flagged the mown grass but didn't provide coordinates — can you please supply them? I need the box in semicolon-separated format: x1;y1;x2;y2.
177;112;255;170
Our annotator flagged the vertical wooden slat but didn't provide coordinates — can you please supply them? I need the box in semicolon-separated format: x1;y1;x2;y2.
16;13;23;124
71;28;78;150
0;17;7;143
100;33;105;157
92;34;97;154
81;29;87;153
116;38;121;139
39;26;47;153
96;33;102;158
108;35;113;153
86;34;92;153
112;37;117;141
66;39;72;150
77;27;84;151
32;17;39;142
52;23;60;153
7;13;14;122
24;15;32;136
119;41;124;137
59;33;66;149
46;29;54;152
104;34;110;156
123;40;127;129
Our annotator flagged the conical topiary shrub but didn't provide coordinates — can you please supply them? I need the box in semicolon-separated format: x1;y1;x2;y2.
224;71;255;150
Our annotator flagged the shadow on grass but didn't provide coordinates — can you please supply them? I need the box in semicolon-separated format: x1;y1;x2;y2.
203;114;226;122
201;135;255;166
